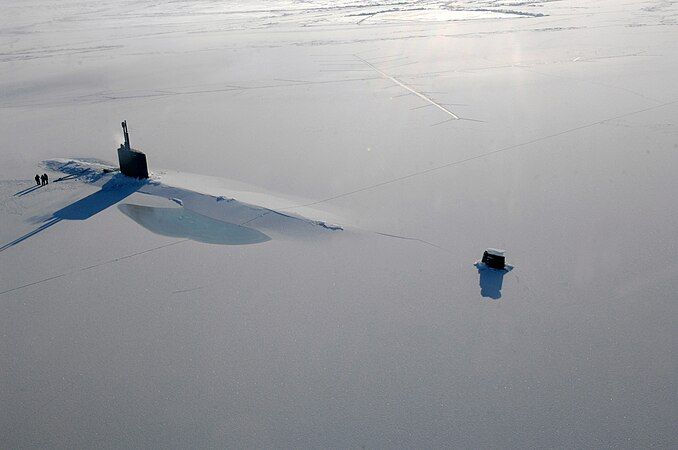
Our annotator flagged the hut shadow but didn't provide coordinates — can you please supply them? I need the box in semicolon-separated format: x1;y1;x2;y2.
476;264;512;300
0;176;141;253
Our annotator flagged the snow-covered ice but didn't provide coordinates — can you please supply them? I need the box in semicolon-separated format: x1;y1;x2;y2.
1;0;677;448
36;158;345;241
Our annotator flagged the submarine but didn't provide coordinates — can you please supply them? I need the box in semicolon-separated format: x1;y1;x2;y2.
117;120;149;179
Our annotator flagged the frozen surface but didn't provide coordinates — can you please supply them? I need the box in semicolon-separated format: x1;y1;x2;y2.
1;0;677;448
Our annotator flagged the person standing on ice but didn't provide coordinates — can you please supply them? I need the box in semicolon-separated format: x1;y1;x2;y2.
35;174;40;186
42;173;49;185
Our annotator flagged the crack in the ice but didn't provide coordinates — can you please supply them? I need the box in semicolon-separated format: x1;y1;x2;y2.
281;99;678;210
373;231;452;253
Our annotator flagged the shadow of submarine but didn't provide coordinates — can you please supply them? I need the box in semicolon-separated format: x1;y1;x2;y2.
1;172;278;253
1;174;275;253
1;176;141;253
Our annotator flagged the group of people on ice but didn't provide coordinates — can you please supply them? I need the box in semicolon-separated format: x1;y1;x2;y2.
35;173;49;186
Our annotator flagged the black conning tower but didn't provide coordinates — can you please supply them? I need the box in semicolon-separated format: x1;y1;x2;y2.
117;120;149;179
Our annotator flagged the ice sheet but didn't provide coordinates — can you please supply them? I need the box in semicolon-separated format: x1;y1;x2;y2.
1;1;677;448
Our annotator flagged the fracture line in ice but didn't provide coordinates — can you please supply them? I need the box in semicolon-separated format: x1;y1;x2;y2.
0;239;188;296
282;98;678;209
